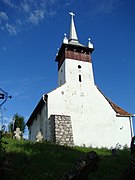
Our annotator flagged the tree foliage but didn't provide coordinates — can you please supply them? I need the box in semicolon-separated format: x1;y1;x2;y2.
9;113;25;133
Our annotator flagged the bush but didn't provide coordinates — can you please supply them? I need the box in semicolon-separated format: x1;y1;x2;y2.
4;132;13;139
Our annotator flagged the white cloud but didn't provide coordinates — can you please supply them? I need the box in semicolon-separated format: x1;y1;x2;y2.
21;2;30;13
0;0;121;36
5;23;17;35
98;0;120;14
1;0;16;9
0;11;9;22
28;10;44;25
9;76;46;99
0;0;59;35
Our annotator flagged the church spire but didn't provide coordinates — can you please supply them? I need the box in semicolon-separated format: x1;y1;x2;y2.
68;12;78;44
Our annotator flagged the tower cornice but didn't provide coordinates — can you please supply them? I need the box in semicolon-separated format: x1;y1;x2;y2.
55;43;94;70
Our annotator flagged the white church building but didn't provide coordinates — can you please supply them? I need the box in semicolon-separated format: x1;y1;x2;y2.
27;13;134;148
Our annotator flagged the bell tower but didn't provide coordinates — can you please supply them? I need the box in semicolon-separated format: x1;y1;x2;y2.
55;12;94;87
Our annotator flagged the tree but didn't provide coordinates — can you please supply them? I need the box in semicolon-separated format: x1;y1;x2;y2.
9;113;25;133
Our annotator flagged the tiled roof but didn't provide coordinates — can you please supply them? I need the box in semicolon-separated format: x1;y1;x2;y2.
107;98;133;116
96;86;133;117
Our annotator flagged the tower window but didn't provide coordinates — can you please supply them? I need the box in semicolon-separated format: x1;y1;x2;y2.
79;75;82;82
78;65;81;69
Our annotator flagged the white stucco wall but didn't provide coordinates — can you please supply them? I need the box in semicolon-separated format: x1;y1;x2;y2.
58;58;94;87
47;82;132;148
58;61;66;86
29;103;47;141
28;58;133;148
29;115;40;141
46;58;132;148
65;58;94;84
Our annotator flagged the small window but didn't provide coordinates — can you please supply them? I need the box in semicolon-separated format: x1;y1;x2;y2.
79;75;82;82
78;65;81;69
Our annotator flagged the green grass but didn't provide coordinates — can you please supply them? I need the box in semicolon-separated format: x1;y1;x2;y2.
2;138;131;180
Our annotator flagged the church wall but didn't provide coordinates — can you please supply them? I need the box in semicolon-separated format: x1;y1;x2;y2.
47;79;132;148
68;83;131;148
40;103;48;140
76;85;131;148
28;103;48;141
29;115;40;141
28;59;132;147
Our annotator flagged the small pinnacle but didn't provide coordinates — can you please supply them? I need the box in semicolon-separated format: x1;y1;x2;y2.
63;33;68;44
88;37;94;49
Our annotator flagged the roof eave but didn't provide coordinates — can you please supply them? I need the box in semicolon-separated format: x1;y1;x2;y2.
116;113;134;117
96;85;133;117
26;97;45;127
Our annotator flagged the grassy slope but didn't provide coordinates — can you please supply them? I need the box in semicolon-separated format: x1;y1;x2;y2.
2;138;130;180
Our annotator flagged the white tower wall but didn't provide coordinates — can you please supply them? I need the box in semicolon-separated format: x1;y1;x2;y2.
65;58;94;84
58;58;94;86
58;61;66;86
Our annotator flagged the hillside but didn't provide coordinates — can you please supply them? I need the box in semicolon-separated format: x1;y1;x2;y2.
1;138;131;179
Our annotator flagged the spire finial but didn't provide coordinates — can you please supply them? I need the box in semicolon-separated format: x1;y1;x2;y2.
88;37;94;49
63;33;68;44
69;11;78;43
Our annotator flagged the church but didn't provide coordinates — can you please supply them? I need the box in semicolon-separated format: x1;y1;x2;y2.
27;13;134;148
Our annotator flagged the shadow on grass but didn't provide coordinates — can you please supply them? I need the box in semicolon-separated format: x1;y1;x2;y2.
3;139;87;180
88;148;131;180
2;138;131;180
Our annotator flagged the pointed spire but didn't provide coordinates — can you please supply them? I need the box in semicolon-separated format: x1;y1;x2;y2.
69;12;78;43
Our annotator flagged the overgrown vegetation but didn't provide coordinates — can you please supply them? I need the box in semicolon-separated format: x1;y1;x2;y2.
0;126;8;176
8;113;25;133
2;138;131;180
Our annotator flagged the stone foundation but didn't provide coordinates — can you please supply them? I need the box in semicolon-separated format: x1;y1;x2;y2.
49;115;74;146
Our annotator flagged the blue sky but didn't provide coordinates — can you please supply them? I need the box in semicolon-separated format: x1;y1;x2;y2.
0;0;135;136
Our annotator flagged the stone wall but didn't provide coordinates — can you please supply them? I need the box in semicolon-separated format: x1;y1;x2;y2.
49;115;74;146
